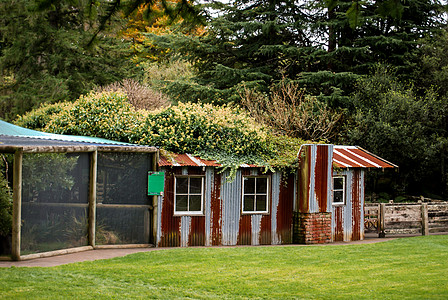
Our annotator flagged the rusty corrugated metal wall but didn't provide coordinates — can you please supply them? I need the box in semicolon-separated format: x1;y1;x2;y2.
157;167;295;247
297;144;333;214
331;169;365;242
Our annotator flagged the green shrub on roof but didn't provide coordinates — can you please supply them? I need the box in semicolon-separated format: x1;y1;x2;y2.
45;91;145;143
139;102;273;156
15;91;306;171
14;102;71;131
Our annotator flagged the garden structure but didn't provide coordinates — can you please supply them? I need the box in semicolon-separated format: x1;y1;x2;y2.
0;121;396;260
157;144;397;247
0;120;158;260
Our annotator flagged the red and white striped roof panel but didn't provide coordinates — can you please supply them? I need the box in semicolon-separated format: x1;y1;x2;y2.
333;146;397;169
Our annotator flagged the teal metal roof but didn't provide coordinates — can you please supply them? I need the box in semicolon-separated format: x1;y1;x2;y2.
0;119;131;146
0;119;49;137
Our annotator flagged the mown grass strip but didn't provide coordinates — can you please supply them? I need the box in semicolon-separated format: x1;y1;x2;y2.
1;235;447;299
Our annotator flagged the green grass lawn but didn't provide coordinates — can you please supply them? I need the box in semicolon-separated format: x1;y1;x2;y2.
1;235;447;299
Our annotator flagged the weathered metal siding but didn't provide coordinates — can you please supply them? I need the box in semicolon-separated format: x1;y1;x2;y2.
221;169;242;245
297;144;333;214
206;169;222;246
331;169;365;242
157;167;209;247
158;167;181;247
158;167;295;247
273;172;295;244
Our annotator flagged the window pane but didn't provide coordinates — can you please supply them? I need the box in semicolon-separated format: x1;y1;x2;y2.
244;177;255;194
334;191;344;203
256;195;267;212
189;195;202;211
256;177;267;194
190;177;202;194
176;195;188;211
176;177;188;194
243;195;254;211
334;177;344;190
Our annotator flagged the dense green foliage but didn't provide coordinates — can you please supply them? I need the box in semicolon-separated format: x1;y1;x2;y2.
153;0;444;107
1;236;448;298
347;65;448;197
16;91;304;174
45;92;145;142
0;0;137;120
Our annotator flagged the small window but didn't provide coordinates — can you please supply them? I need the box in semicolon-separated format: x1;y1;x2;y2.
242;176;269;214
333;176;345;205
174;176;204;215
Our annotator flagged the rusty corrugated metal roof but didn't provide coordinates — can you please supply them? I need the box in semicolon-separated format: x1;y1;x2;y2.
159;153;221;167
159;146;397;169
158;153;260;168
333;146;397;169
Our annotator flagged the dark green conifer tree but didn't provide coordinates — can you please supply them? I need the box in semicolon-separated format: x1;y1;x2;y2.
155;0;445;107
0;0;137;120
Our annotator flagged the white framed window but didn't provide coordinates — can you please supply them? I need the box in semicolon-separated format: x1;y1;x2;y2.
174;176;204;215
333;176;346;205
242;176;269;214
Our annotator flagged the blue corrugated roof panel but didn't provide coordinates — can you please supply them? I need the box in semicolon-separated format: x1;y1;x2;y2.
0;119;131;146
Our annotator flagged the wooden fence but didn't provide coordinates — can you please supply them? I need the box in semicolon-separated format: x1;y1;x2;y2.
364;202;448;236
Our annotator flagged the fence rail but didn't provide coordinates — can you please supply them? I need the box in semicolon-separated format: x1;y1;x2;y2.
364;202;448;236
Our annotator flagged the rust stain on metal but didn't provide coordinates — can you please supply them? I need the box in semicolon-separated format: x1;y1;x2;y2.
315;145;329;213
189;216;205;246
159;168;181;247
259;170;274;245
241;168;251;176
351;169;361;241
210;172;222;246
259;214;271;245
298;146;311;213
334;206;344;242
238;215;252;245
277;173;294;244
159;153;221;167
188;167;206;176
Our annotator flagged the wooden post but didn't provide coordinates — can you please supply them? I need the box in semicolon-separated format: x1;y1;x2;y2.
152;151;160;246
379;203;386;238
12;149;23;261
88;150;97;247
421;203;429;236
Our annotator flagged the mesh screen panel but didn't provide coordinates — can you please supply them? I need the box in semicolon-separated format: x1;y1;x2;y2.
0;153;13;255
21;153;89;254
96;152;153;245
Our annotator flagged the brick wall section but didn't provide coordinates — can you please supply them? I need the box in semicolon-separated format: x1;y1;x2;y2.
294;212;332;244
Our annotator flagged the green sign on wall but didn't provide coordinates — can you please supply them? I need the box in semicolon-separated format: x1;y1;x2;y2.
148;171;165;196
